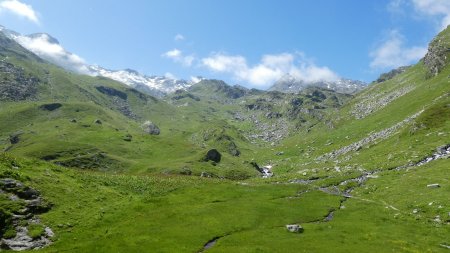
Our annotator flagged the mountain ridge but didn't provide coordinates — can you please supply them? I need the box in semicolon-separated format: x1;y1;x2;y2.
269;73;366;94
0;27;195;97
1;26;367;97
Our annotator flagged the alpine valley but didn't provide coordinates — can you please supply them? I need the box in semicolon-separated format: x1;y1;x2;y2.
0;22;449;253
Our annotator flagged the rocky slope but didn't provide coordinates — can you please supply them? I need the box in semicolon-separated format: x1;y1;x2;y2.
423;25;450;76
169;79;352;144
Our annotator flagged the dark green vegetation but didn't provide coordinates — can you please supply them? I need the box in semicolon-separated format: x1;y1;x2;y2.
0;26;449;252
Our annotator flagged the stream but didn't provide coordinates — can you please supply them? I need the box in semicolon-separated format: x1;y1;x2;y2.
198;144;449;252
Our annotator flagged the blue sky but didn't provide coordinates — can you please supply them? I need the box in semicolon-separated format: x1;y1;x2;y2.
0;0;449;88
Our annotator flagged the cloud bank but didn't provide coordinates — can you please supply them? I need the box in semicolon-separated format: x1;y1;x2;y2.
412;0;450;30
388;0;450;31
14;34;93;75
163;48;195;67
370;30;427;70
201;52;338;88
0;0;39;23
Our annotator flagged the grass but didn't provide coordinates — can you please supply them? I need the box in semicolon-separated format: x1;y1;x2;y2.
2;151;449;252
28;224;45;239
1;26;450;252
0;154;342;252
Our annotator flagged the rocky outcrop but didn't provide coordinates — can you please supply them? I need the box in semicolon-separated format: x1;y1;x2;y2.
95;86;127;100
423;29;450;77
203;149;221;163
111;97;137;119
0;61;39;101
141;121;160;135
96;86;137;119
0;179;53;251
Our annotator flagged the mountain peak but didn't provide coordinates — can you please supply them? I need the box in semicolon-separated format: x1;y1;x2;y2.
124;68;140;75
90;65;192;97
27;33;60;45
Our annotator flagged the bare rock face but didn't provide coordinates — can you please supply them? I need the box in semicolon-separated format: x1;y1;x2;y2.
423;27;450;77
0;62;39;101
141;121;160;135
95;86;127;100
203;149;221;163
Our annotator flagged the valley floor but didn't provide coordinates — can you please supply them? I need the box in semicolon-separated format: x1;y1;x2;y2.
1;151;448;253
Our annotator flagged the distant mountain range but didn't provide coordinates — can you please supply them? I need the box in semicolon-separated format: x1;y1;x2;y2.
269;73;366;94
87;65;197;98
0;26;365;96
0;26;196;97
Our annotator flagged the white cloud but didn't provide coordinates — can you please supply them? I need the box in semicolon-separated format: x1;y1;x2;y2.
14;34;93;75
162;48;195;67
0;0;39;23
164;72;177;79
174;34;185;41
190;76;203;83
412;0;450;30
201;52;338;88
164;49;182;58
389;0;450;30
291;64;339;83
370;30;427;70
202;54;247;73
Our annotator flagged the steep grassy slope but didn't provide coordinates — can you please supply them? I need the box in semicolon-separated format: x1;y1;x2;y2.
0;33;260;179
1;26;450;252
262;27;450;178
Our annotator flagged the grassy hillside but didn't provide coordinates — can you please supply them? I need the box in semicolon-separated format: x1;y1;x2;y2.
0;33;262;179
0;26;450;252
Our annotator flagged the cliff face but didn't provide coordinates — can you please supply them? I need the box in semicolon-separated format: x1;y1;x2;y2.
423;26;450;77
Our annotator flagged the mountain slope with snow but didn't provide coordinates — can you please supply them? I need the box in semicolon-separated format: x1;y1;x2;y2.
0;26;194;97
88;65;196;97
269;73;366;94
1;26;365;97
